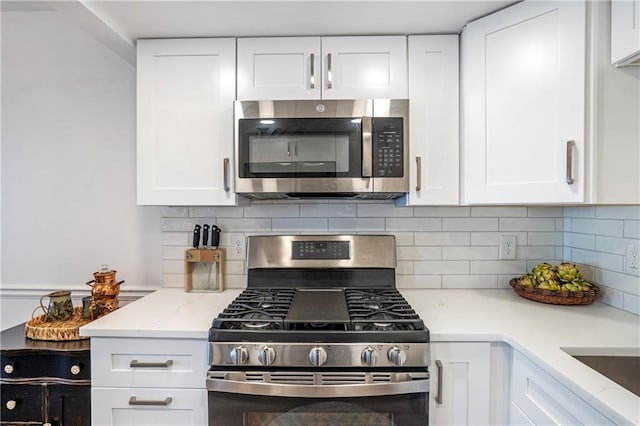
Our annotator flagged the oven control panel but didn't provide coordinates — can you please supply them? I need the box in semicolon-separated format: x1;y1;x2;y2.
292;241;350;260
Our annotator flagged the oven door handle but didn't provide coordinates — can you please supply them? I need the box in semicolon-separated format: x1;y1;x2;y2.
207;377;429;398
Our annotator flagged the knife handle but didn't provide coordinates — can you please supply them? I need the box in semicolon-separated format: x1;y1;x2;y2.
211;225;221;247
202;224;210;247
193;225;201;248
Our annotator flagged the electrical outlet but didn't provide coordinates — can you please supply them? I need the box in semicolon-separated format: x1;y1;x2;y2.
231;235;246;258
499;235;517;260
626;243;640;276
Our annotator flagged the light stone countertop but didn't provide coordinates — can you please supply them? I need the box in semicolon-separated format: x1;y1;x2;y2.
81;287;640;424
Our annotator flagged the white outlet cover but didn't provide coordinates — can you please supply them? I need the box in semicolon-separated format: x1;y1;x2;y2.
500;235;517;260
626;243;640;276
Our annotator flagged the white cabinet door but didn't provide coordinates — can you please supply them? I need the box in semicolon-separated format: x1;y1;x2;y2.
461;0;586;204
509;350;615;425
237;37;321;100
407;35;459;205
137;38;236;206
429;342;491;426
321;36;408;99
611;0;640;65
92;388;207;426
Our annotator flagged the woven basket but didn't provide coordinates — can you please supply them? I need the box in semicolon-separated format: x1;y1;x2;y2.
25;307;91;341
509;277;599;305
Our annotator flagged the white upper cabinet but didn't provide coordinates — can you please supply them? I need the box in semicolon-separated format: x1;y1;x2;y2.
461;0;586;204
406;35;459;205
237;36;407;100
611;0;640;65
137;38;236;206
237;37;321;100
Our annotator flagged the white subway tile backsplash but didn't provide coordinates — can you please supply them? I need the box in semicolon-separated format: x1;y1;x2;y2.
157;203;639;315
329;218;385;231
415;232;470;246
527;207;563;217
471;207;527;217
624;220;640;239
245;204;300;218
443;246;498;260
571;248;624;273
386;218;441;232
397;247;441;261
218;218;272;232
500;218;556;232
414;261;469;275
527;232;562;246
571;218;624;237
564;232;596;250
595;206;640;220
470;232;527;246
442;275;498;288
162;232;189;246
623;293;640;315
303;203;356;217
470;260;526;275
396;275;442;289
358;203;413;217
443;218;498;232
272;218;328;232
414;206;470;217
189;207;244;218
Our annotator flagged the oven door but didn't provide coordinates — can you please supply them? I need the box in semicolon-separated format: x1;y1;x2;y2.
207;371;429;426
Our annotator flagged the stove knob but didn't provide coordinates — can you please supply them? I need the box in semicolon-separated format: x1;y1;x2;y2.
257;346;276;366
308;346;327;367
361;347;378;367
230;346;248;365
388;346;407;367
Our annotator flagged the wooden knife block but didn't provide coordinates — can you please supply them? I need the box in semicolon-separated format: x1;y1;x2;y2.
185;248;224;292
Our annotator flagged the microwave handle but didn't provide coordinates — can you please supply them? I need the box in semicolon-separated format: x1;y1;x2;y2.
362;117;373;177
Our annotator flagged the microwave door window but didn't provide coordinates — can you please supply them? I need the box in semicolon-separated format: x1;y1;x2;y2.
294;135;350;174
249;136;295;174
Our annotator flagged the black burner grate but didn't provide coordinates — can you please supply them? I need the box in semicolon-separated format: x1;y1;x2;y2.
211;288;295;330
345;288;425;332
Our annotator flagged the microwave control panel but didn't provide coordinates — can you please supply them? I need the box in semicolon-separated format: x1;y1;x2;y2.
372;118;403;177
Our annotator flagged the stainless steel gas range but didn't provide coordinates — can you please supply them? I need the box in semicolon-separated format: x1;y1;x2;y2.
207;235;430;425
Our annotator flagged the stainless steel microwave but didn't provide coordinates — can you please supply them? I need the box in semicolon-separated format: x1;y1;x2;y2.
234;99;409;199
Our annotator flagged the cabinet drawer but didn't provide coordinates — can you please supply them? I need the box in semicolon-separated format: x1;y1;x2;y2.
0;383;44;423
92;387;207;426
91;338;207;388
2;350;90;381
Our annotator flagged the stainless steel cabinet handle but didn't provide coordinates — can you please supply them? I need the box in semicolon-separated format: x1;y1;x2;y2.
435;359;443;404
310;53;316;89
223;157;230;192
129;396;173;406
566;140;575;184
327;53;333;89
70;364;81;375
362;117;373;177
416;156;422;192
129;360;173;368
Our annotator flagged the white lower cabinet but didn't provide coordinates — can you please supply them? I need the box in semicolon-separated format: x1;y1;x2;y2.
509;350;615;425
90;337;209;426
92;388;207;426
429;342;491;425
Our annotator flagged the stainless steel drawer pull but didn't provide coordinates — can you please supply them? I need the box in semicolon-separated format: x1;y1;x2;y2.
327;53;333;89
566;140;575;185
435;359;443;405
129;360;173;368
223;157;230;192
416;156;422;192
129;396;173;406
310;53;316;89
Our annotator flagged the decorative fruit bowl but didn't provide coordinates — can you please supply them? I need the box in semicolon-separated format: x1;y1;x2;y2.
510;262;599;306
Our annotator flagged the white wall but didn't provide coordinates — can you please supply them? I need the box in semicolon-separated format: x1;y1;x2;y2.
1;10;162;330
